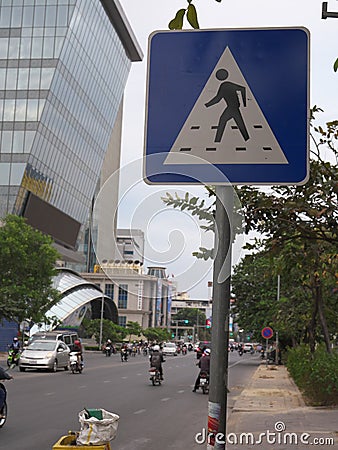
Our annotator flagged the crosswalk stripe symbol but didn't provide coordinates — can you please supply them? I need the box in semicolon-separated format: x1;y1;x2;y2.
164;47;288;166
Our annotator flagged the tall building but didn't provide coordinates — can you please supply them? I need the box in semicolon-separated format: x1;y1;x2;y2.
115;228;145;264
0;0;142;262
0;0;143;348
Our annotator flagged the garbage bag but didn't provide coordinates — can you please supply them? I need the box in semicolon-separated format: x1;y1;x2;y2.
77;409;119;445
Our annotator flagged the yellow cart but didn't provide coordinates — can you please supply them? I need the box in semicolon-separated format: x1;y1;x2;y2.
53;432;111;450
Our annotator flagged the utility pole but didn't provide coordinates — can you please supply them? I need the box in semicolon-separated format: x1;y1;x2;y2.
208;186;233;450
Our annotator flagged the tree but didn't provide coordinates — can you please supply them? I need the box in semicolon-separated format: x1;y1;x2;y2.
172;307;206;326
126;321;143;341
0;214;60;334
142;327;171;343
82;318;127;344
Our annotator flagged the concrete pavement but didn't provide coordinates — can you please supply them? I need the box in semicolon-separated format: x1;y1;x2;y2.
227;362;337;449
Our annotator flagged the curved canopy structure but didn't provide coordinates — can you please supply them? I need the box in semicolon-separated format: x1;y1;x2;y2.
30;268;118;335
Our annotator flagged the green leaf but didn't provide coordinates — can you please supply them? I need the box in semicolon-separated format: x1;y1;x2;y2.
334;58;338;72
187;4;199;29
168;9;186;30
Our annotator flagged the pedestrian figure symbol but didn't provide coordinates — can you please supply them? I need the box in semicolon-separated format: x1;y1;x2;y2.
205;69;250;143
162;46;289;167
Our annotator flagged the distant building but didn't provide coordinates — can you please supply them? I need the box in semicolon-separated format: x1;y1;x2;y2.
83;264;173;329
115;229;145;264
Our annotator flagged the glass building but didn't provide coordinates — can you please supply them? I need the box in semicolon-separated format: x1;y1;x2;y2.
0;0;142;258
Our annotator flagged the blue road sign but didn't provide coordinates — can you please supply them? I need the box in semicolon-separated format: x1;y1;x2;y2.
144;28;309;185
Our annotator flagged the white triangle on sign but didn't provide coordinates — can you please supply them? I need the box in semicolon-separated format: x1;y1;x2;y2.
164;47;288;165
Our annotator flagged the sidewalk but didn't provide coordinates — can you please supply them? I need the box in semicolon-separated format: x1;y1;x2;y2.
227;362;337;449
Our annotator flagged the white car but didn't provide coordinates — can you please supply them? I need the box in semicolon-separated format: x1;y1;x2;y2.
19;339;70;372
162;342;177;356
243;343;254;353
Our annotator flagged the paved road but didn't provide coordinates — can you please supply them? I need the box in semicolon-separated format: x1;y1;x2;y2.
0;350;260;449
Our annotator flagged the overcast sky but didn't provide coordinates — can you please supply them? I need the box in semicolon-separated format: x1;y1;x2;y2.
114;0;337;299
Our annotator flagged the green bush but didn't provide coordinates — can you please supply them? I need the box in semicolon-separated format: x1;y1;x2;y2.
286;344;338;406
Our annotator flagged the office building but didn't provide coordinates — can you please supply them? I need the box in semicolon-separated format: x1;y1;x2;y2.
0;0;142;349
0;0;142;260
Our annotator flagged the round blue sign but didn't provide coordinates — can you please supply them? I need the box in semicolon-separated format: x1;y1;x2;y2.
261;327;273;339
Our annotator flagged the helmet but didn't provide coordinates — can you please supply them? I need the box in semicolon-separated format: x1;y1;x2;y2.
204;348;211;355
74;340;81;346
153;345;160;351
13;337;18;341
107;339;111;344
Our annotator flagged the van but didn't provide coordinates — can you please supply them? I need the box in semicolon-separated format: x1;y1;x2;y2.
27;331;79;351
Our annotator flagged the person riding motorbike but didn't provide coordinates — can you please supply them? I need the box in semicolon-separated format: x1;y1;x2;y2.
9;337;21;355
0;366;12;417
73;339;83;367
149;345;165;380
104;339;112;356
193;348;211;392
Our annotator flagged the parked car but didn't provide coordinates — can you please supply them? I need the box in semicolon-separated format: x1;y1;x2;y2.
162;342;177;356
19;340;70;372
26;331;79;351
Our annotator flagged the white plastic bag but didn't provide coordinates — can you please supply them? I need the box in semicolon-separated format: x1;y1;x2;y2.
77;409;119;445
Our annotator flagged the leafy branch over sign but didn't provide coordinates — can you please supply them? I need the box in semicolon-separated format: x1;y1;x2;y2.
168;0;222;30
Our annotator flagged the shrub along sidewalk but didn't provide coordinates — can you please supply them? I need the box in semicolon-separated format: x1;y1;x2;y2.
286;343;338;406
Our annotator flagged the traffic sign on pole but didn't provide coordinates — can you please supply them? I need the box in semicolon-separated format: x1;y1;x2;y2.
261;326;274;339
144;27;309;185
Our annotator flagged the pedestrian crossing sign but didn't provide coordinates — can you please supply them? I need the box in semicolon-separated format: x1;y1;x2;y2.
144;28;310;185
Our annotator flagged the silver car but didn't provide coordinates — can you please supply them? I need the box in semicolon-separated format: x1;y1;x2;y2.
19;340;70;372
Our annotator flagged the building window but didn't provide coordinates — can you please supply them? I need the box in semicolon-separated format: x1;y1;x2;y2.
118;316;127;327
118;284;128;309
105;283;114;300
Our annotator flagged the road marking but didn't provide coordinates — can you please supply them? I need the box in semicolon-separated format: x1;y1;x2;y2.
228;360;246;368
44;392;55;396
121;376;127;379
137;373;142;376
161;397;170;402
78;385;87;389
177;390;185;393
134;409;146;415
103;380;112;383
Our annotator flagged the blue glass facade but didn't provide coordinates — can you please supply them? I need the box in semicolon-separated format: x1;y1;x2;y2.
0;0;141;248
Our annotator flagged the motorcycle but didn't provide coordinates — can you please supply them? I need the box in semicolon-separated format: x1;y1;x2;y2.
199;371;209;395
182;346;187;355
69;352;83;374
0;370;12;428
105;345;112;357
120;349;128;362
7;348;20;368
149;367;162;386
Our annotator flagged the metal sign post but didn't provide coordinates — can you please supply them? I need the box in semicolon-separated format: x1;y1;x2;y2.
208;185;233;449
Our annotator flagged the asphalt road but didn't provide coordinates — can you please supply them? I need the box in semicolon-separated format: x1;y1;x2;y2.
0;350;260;450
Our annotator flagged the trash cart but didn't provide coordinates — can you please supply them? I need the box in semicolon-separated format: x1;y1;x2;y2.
52;432;111;449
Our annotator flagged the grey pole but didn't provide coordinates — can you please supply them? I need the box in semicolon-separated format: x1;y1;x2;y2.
99;293;104;349
207;185;233;449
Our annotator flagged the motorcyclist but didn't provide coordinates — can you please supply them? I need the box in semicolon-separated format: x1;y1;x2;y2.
105;339;112;355
149;344;165;380
193;348;211;392
9;337;21;355
73;339;83;366
0;366;12;417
